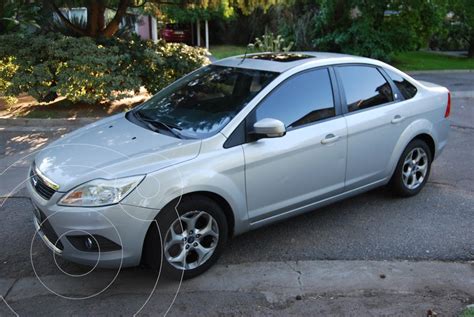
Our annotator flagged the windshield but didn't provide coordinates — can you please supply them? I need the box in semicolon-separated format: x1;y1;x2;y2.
133;65;279;138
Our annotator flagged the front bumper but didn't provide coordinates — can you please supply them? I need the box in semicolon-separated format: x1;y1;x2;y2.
27;179;158;268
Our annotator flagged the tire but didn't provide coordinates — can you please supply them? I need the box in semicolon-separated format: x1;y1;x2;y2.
390;139;432;197
142;195;228;280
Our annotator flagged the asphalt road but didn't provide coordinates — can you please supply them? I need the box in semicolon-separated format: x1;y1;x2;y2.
0;71;473;316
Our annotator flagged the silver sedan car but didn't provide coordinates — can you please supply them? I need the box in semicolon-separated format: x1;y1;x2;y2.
28;52;450;279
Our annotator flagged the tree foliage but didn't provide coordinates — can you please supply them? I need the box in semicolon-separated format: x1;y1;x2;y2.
0;0;42;34
281;0;448;61
1;0;286;38
448;0;474;57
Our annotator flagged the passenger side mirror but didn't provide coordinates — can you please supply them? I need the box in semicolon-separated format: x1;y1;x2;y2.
252;118;286;139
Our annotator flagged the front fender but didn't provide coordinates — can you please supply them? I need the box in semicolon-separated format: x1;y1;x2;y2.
123;145;248;235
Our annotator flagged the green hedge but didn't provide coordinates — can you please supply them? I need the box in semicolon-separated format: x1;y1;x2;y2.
0;34;210;104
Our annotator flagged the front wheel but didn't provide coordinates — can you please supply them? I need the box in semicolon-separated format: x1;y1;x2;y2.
143;195;228;280
390;139;432;197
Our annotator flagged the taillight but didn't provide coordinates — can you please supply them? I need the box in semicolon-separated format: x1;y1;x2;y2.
445;91;451;118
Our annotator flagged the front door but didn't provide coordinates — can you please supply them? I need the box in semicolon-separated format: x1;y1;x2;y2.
242;68;347;223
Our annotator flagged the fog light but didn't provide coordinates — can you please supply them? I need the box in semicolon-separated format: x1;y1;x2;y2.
84;237;94;250
67;235;121;252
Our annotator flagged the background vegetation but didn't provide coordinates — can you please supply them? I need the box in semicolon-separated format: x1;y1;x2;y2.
210;0;473;61
0;0;473;114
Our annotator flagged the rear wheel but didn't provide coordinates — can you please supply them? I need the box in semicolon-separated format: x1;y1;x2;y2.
390;139;432;197
143;195;228;280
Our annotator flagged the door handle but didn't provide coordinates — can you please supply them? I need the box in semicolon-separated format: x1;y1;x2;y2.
391;115;404;124
321;134;340;145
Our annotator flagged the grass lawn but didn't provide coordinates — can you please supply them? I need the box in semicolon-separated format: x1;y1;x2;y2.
460;307;474;317
209;45;474;71
393;51;474;71
209;45;248;60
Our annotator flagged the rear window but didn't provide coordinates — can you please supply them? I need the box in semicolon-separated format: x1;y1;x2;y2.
385;69;418;100
337;66;394;112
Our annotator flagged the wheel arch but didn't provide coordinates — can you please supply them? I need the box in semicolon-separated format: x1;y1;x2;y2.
387;120;438;181
140;190;236;267
181;191;236;238
148;190;236;238
412;133;435;159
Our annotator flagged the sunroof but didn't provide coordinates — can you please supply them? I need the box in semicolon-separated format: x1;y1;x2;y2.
246;53;314;62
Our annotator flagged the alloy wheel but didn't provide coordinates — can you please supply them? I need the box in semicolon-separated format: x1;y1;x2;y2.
402;147;428;190
164;210;219;270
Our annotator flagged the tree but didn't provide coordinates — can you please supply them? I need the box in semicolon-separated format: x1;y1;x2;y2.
449;0;474;57
43;0;284;38
311;0;447;61
0;0;41;34
45;0;134;37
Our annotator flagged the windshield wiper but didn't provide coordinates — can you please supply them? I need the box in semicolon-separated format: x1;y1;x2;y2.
133;110;183;139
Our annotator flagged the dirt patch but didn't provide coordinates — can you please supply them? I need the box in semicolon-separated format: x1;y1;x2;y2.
0;89;150;119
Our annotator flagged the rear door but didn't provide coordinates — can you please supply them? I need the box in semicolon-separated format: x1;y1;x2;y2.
242;68;348;222
335;65;409;189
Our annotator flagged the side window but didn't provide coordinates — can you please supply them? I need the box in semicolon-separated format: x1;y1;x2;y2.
338;66;394;112
255;68;335;129
385;69;418;100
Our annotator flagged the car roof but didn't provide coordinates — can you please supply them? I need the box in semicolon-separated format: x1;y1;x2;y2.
213;52;382;73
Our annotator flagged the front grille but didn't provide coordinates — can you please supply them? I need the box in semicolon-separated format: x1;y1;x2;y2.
30;164;56;200
37;208;64;250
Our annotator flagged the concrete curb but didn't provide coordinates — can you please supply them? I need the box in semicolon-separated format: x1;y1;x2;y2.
0;278;15;298
452;91;474;98
408;69;474;75
3;260;474;302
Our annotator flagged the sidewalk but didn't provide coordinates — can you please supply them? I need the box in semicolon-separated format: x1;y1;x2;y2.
1;260;473;315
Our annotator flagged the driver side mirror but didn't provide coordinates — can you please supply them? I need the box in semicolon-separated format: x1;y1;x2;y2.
252;118;286;139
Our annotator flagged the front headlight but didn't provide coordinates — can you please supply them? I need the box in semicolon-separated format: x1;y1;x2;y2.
58;175;145;207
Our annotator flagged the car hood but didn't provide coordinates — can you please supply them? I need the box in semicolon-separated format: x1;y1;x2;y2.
34;113;202;192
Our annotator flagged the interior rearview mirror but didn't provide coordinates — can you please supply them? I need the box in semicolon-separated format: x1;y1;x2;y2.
253;118;286;139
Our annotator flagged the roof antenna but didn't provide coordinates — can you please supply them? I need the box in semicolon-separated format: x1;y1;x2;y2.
239;12;257;65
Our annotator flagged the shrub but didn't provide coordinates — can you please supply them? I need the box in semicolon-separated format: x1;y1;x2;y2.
249;32;294;53
0;56;18;104
0;34;210;104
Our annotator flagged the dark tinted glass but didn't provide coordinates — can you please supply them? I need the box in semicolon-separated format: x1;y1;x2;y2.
385;69;418;100
135;65;278;138
255;68;335;129
338;66;393;112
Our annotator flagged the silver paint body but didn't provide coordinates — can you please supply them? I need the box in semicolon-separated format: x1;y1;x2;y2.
27;53;450;267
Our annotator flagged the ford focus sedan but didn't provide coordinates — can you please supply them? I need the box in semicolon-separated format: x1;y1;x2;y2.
28;52;450;279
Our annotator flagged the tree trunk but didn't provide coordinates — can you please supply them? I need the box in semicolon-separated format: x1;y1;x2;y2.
86;0;105;37
100;0;130;38
87;1;99;36
0;0;5;34
97;4;105;31
468;37;474;58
